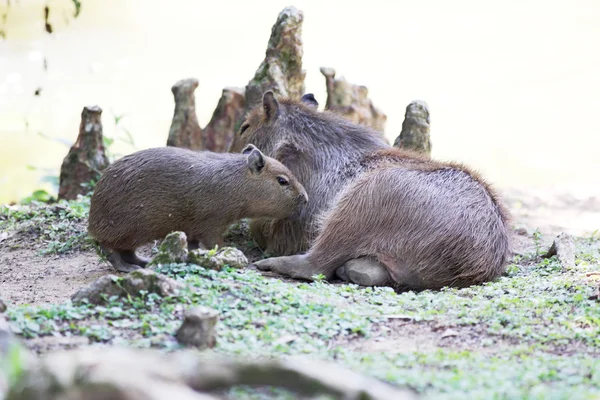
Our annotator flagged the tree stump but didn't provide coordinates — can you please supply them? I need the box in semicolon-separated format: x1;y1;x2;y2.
202;87;245;152
58;106;109;200
244;6;306;111
167;78;203;150
393;101;431;156
320;67;387;132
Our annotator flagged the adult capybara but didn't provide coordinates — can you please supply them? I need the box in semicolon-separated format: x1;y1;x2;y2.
228;92;389;256
228;91;511;290
88;144;308;272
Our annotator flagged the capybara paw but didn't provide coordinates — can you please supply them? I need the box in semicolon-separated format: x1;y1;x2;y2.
252;259;273;271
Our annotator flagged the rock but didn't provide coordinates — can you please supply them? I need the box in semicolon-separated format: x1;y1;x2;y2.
0;299;6;313
58;105;109;200
175;307;219;349
149;231;189;267
543;232;576;268
440;328;459;339
245;6;305;111
202;87;246;152
393;100;431;156
167;78;203;150
187;247;248;271
320;67;387;132
71;270;183;305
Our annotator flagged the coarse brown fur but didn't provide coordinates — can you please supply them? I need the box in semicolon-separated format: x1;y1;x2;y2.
228;92;389;255
229;91;512;290
88;145;308;272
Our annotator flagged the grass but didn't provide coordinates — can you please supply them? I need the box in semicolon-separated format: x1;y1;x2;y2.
0;196;93;254
2;195;600;399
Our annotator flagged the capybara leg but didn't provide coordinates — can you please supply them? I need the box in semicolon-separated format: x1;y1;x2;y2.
120;250;150;268
198;228;225;250
336;257;391;287
107;250;143;273
187;240;202;251
254;254;322;281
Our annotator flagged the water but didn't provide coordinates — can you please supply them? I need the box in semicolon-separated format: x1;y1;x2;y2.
1;0;599;204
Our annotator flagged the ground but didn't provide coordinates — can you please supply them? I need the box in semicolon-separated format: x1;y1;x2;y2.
0;188;599;399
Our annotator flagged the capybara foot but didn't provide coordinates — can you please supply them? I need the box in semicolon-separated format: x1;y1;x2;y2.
107;252;143;273
335;265;350;281
253;254;320;281
341;257;390;287
119;250;150;268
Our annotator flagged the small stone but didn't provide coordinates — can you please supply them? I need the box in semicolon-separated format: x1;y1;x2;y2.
187;247;248;271
272;335;297;346
58;105;110;200
393;100;431;156
440;329;459;339
175;306;219;349
71;269;183;305
543;232;576;268
149;231;189;267
167;78;203;150
0;299;6;313
515;226;528;236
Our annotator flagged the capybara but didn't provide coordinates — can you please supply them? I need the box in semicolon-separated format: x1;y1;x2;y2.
228;91;511;290
228;92;389;256
88;144;308;272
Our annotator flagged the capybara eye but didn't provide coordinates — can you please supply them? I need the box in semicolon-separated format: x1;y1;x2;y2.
276;176;289;186
240;124;250;135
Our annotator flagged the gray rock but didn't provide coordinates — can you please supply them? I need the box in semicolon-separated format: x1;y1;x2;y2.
149;231;189;267
245;6;305;111
167;78;203;151
393;100;431;156
175;307;219;349
543;232;576;268
187;247;248;271
0;299;6;313
71;269;183;305
320;67;387;133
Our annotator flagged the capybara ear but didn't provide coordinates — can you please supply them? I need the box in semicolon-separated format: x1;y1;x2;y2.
301;93;318;109
241;144;259;155
263;90;280;121
246;147;266;174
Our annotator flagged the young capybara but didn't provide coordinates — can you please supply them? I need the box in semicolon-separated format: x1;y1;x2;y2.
228;91;511;291
88;144;308;272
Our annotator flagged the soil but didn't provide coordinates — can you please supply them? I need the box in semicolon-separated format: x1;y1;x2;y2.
0;187;598;308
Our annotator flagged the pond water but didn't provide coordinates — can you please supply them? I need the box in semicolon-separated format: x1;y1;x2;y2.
1;0;599;203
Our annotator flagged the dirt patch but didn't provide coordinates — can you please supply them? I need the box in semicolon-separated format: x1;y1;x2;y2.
502;187;600;237
0;248;111;305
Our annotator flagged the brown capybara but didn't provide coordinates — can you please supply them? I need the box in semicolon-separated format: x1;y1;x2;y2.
228;91;511;291
228;92;389;256
88;144;308;272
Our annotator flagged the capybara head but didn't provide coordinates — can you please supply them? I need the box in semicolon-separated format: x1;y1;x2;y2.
240;143;308;219
228;91;319;154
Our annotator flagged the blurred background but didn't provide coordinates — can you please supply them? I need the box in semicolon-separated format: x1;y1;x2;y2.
1;0;599;205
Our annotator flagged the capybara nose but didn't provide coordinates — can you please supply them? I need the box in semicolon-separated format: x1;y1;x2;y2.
298;192;308;206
